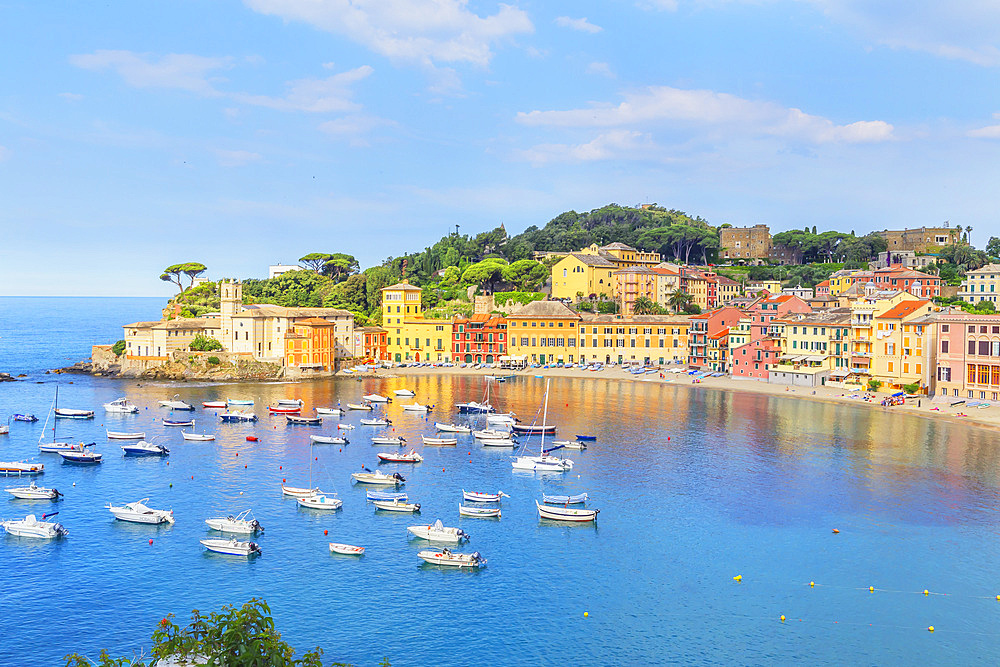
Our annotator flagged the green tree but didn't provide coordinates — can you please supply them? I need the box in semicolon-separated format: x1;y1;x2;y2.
160;263;207;292
501;259;548;291
189;334;224;352
986;236;1000;258
667;289;693;313
596;300;618;314
322;253;360;281
111;340;126;356
683;303;702;314
299;253;333;272
632;296;657;315
461;259;508;292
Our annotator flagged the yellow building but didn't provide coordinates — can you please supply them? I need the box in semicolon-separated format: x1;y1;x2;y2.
959;263;1000;307
871;299;934;391
747;280;782;295
507;300;581;364
123;318;221;364
578;314;690;365
381;279;452;363
716;275;742;304
550;242;661;302
769;310;853;384
828;270;873;297
613;266;657;315
848;291;912;377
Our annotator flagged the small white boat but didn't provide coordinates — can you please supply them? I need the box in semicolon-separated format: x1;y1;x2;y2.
226;398;254;406
473;429;511;440
373;498;421;512
352;470;405;485
286;415;322;425
107;430;145;440
542;493;589;505
535;500;599;522
0;425;7;435
480;438;517;448
362;394;391;403
552;440;587;450
417;548;485;568
163;418;195;427
511;455;573;472
202;401;227;409
0;461;45;475
346;403;373;411
1;513;68;538
329;542;365;555
435;423;471;433
281;484;320;498
393;389;416;397
54;408;95;419
377;450;422;463
455;401;493;414
422;436;457;446
402;403;430;412
366;490;407;502
5;482;62;500
360;418;391;426
407;519;469;542
107;498;175;524
59;449;102;464
371;436;406;446
158;395;194;411
459;504;501;518
38;442;86;454
181;432;215;441
486;413;517;426
103;397;139;414
316;407;343;416
310;434;349;444
205;509;263;534
337;423;356;430
297;494;343;511
219;412;257;422
462;490;508;503
277;399;304;407
200;537;261;557
121;441;169;456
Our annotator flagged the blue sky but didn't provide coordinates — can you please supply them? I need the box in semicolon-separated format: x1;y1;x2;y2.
2;0;999;296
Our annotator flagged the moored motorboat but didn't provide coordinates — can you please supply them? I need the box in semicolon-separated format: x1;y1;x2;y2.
486;413;517;426
55;408;95;419
351;470;405;485
276;399;304;407
0;461;45;475
329;542;365;555
121;441;169;456
458;504;501;518
12;414;38;422
373;498;421;512
38;442;88;454
205;509;263;534
226;398;254;406
107;498;174;524
202;401;227;409
0;424;7;435
393;389;415;397
402;403;431;412
542;492;589;505
417;548;485;568
5;481;61;500
106;430;145;440
535;500;599;522
555;440;587;450
162;418;195;427
360;418;392;426
181;432;215;441
1;513;68;538
337;423;356;430
219;412;257;422
200;537;261;557
435;423;471;433
345;403;373;411
422;436;457;446
268;405;301;414
281;484;320;497
365;490;407;502
473;429;511;440
297;494;343;511
103;397;139;414
462;490;508;503
480;438;517;448
310;434;349;444
158;395;194;411
371;436;406;446
407;519;469;542
377;450;422;463
316;407;342;416
455;401;494;413
286;415;322;425
59;449;103;464
362;394;391;403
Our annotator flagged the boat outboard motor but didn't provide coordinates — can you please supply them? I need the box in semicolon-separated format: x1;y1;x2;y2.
252;520;263;532
393;473;405;482
343;438;350;444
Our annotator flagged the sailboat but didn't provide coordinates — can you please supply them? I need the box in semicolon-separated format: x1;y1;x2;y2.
511;380;573;472
38;388;78;453
456;377;496;413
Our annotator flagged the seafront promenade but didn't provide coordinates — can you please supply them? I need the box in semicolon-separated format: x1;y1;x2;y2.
376;364;1000;432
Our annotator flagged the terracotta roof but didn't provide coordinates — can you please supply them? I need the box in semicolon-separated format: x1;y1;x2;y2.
652;267;680;276
878;300;930;319
507;300;581;320
293;317;337;326
708;328;730;339
123;321;160;329
816;280;830;287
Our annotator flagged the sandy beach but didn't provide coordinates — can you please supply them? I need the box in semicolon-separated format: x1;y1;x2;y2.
349;364;1000;433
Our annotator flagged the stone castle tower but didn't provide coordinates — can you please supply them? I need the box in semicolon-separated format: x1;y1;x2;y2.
219;280;243;345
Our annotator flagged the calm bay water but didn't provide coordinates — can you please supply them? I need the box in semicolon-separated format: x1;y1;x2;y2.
2;297;1000;665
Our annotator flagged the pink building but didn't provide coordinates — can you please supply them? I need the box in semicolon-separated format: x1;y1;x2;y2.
935;311;1000;401
749;294;811;341
731;338;781;379
688;307;744;368
871;267;941;298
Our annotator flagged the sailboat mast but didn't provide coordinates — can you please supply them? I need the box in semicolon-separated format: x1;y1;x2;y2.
540;379;549;455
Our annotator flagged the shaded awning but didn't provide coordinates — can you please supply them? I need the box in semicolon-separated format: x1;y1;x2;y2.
830;369;850;377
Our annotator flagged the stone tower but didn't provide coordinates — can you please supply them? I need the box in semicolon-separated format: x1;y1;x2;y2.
219;280;243;348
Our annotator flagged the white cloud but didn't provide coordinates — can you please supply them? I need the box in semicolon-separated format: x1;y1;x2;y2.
586;62;615;77
555;16;602;33
59;92;84;101
967;124;1000;139
243;0;533;67
807;0;1000;66
69;50;230;95
517;130;660;164
232;66;374;113
516;86;894;144
215;149;263;167
319;115;395;146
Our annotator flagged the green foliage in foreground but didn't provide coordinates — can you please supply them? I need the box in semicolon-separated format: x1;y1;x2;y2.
493;291;545;307
111;340;126;356
63;598;363;667
189;334;224;352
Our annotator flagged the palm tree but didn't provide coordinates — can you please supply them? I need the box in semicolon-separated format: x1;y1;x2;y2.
633;296;656;315
667;289;693;313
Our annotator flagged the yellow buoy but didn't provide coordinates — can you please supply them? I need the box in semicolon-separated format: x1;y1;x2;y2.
734;575;742;582
923;589;929;596
869;586;874;592
928;626;934;632
809;581;815;587
584;611;588;617
780;615;786;622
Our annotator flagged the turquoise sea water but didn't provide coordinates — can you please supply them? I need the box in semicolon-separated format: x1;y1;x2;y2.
2;297;1000;665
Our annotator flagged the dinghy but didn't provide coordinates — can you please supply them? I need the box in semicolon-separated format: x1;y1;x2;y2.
486;413;517;426
575;434;597;441
268;405;301;414
417;548;485;568
407;519;469;542
402;403;431;412
458;504;501;518
366;490;407;502
373;498;421;512
377;450;422;463
345;403;373;411
315;407;342;416
371;436;406;446
0;461;45;475
435;423;471;433
329;542;365;555
162;418;194;427
535;500;599;522
542;493;589;505
59;449;103;464
158;395;194;411
286;415;321;425
103;398;139;414
422;436;457;446
200;537;261;557
202;401;227;409
205;510;263;534
5;481;61;500
296;494;344;511
12;414;38;422
1;513;68;538
351;470;405;485
362;394;391;403
473;429;511;440
480;438;517;448
337;423;356;430
226;398;254;406
219;412;257;422
281;484;320;498
277;399;304;407
512;423;556;435
361;418;392;426
181;432;215;441
121;441;169;456
107;498;174;524
393;389;415;397
107;430;145;440
462;490;509;503
310;434;349;444
55;408;94;419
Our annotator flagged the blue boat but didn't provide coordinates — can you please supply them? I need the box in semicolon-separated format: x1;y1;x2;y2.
163;419;194;426
575;435;597;441
12;414;38;422
365;490;408;501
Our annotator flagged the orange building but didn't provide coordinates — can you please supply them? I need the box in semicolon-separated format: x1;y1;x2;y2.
355;326;388;362
284;318;338;370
